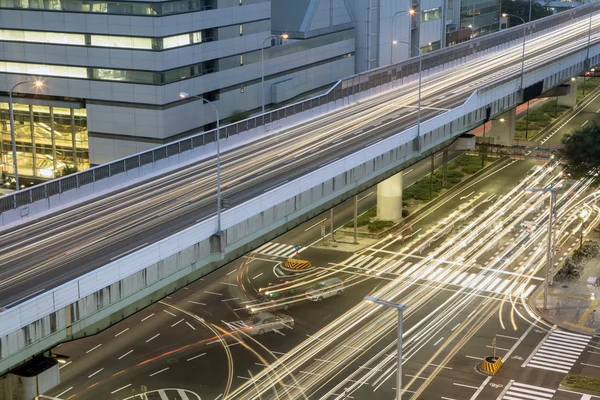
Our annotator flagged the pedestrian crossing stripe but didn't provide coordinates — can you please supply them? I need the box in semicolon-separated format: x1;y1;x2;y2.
337;254;536;297
525;329;591;374
502;381;555;399
256;242;303;258
225;320;249;331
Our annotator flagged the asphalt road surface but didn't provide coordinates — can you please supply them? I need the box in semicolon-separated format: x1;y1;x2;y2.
1;15;600;309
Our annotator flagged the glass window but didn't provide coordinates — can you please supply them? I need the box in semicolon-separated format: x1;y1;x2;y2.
0;29;85;45
421;7;442;22
0;61;88;78
90;35;152;49
162;33;190;49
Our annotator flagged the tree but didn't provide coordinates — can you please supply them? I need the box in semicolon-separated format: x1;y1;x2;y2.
501;0;553;25
561;123;600;181
57;164;78;177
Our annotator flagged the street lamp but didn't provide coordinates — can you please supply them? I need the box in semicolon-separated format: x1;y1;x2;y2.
502;13;527;97
392;39;422;151
9;79;43;190
179;92;222;234
390;9;416;65
523;187;557;310
364;296;407;400
261;34;289;114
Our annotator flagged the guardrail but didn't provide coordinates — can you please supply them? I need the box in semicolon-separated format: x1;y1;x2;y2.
0;3;596;215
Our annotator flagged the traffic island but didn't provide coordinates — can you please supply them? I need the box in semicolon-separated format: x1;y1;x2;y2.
274;258;316;278
477;356;503;376
560;374;600;395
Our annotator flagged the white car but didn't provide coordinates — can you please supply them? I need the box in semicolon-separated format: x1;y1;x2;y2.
306;278;344;302
243;312;294;335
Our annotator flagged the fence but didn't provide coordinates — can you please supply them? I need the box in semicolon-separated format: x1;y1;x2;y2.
0;3;596;215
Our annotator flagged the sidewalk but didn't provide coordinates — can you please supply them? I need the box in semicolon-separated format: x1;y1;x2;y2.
531;232;600;335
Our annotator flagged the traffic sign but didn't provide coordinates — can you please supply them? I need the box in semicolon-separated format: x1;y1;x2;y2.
321;226;326;236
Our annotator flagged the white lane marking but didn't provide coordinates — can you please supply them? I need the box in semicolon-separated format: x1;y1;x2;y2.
496;334;519;340
141;313;155;322
146;333;160;342
403;169;414;176
59;361;72;369
580;362;600;369
304;219;327;232
205;291;222;296
451;323;460;332
187;353;206;361
434;337;444;346
214;394;223;400
226;269;236;276
110;384;132;394
186;322;196;331
188;300;206;305
110;242;148;261
358;191;374;201
221;298;239;302
163;310;176;317
171;319;184;327
582;120;589;127
253;273;264;279
86;344;102;354
453;383;479;389
57;387;73;397
149;367;169;377
118;350;133;360
88;368;104;378
115;328;129;337
221;282;238;287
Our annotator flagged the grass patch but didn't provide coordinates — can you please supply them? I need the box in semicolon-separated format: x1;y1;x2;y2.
367;220;394;232
344;207;377;228
577;77;600;102
562;374;600;393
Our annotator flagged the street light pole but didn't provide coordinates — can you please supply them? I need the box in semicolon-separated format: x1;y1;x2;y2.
179;92;222;234
503;14;527;97
261;34;288;114
9;80;43;190
523;187;557;310
392;40;422;151
364;296;407;400
390;9;416;65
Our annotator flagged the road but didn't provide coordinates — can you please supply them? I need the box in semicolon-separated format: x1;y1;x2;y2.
41;72;600;400
1;14;600;309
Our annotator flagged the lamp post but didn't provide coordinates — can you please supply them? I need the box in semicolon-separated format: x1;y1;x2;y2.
9;79;43;190
392;39;422;151
390;9;416;65
364;296;407;400
503;13;527;97
523;187;557;310
179;92;222;234
261;34;288;114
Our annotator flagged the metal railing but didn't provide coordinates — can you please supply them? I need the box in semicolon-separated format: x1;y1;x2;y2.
0;4;594;215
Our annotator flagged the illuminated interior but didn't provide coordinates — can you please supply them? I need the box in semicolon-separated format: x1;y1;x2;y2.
0;103;89;180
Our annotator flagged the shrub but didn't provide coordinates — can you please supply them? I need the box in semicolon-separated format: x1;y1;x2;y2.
463;164;482;174
230;110;250;122
554;255;584;281
402;209;410;218
57;164;78;177
368;220;394;232
579;240;600;259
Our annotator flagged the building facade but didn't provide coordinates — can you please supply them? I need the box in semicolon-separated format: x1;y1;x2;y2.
0;0;354;185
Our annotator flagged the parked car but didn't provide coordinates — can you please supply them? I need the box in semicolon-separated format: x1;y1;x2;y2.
306;278;344;302
248;292;292;313
243;312;294;335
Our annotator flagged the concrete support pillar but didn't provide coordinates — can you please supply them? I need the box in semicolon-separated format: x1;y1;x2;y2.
442;149;448;187
557;79;578;107
494;108;516;146
377;173;403;221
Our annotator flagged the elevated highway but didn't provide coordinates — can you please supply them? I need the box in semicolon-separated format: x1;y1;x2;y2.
1;4;599;378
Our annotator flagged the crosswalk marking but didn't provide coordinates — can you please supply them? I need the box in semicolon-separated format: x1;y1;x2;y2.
525;329;591;374
256;242;302;258
225;320;249;331
502;381;555;400
336;254;535;297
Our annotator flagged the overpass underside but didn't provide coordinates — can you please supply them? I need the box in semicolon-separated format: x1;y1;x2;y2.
1;7;600;381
